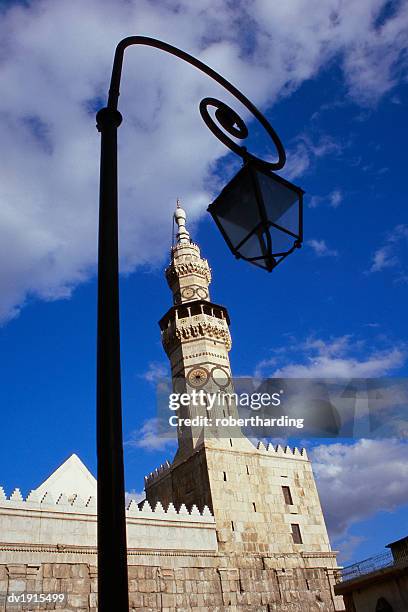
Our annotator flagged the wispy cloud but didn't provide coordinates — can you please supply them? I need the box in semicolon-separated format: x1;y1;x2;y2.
307;239;338;257
309;189;343;209
255;334;405;378
141;362;169;384
368;224;408;280
333;534;367;565
283;134;344;180
126;418;177;452
125;489;145;506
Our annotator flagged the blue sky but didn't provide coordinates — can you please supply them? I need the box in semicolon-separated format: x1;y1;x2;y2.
0;0;407;566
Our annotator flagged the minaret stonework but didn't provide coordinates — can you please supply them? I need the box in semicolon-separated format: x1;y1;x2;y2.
160;201;252;460
145;203;341;604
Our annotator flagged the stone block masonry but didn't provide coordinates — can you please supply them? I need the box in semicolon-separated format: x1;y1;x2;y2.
0;556;343;611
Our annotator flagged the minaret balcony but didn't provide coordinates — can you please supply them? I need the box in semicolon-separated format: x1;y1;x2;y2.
159;300;232;353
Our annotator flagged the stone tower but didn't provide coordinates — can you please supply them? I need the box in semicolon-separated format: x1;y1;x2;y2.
146;203;338;565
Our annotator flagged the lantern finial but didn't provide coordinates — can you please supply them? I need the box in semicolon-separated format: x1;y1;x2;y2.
174;199;191;245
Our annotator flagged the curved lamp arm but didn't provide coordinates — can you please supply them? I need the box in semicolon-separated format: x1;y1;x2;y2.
105;36;286;170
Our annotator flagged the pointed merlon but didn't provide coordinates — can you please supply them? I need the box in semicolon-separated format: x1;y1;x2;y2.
257;441;266;451
154;501;165;513
178;503;189;515
127;499;140;514
9;488;23;502
201;506;212;517
0;486;7;501
166;502;177;515
190;504;200;516
140;500;153;513
26;490;41;503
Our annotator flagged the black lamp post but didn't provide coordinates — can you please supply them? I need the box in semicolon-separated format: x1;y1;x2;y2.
96;36;303;612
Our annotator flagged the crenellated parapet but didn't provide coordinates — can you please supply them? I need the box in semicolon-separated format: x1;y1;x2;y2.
0;487;217;563
0;485;213;522
144;460;171;486
128;499;213;521
0;487;97;512
255;442;309;460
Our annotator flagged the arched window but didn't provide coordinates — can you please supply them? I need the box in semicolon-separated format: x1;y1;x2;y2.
376;597;393;612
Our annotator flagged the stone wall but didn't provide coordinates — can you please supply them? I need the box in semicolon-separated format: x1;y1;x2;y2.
0;553;344;611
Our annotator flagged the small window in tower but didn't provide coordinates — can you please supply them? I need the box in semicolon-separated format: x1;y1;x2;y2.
246;465;250;475
178;306;189;319
231;521;235;531
282;486;293;505
190;303;201;316
229;439;233;447
223;471;227;482
291;523;303;544
252;502;257;512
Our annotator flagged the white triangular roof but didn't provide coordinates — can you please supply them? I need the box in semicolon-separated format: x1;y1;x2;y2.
34;454;96;500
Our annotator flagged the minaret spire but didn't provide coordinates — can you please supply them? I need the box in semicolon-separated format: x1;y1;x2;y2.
174;199;191;245
166;199;212;305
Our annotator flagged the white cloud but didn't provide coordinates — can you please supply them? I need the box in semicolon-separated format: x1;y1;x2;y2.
330;190;343;208
332;534;367;565
310;189;343;209
283;135;343;181
126;418;177;452
310;439;408;540
125;489;145;506
141;362;169;383
368;224;408;278
370;246;399;272
0;0;407;322
307;239;338;257
256;334;405;378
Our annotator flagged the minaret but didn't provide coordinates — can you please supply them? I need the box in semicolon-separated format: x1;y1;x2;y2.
160;200;251;459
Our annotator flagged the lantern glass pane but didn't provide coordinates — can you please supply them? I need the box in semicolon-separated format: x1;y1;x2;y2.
269;225;297;254
238;232;265;260
256;171;300;236
210;167;260;248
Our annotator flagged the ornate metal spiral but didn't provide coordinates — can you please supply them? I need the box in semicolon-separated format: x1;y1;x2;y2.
199;97;286;170
107;36;287;171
